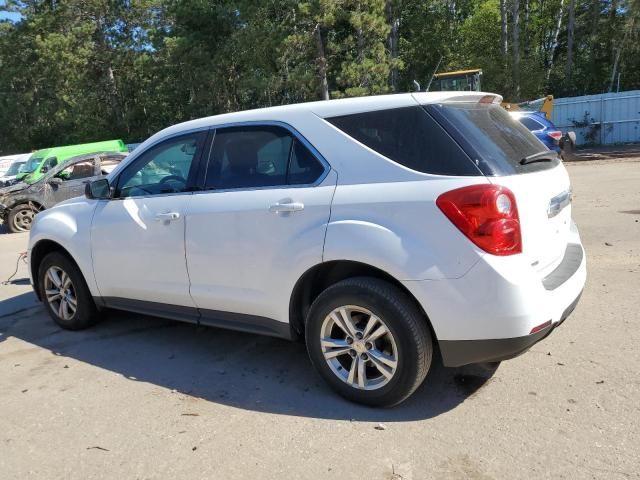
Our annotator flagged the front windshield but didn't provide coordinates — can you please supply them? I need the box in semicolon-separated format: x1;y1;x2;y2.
6;161;25;176
22;156;44;173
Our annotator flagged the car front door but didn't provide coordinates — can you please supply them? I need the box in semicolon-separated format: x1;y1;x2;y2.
91;131;208;318
185;125;336;333
49;157;100;204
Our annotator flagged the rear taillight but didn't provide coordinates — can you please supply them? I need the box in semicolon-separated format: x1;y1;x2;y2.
436;184;522;256
546;131;562;142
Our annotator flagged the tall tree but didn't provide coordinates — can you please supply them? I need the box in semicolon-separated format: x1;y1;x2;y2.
314;23;330;100
545;0;564;83
511;0;521;98
500;0;508;58
386;0;401;92
565;0;576;83
333;0;393;97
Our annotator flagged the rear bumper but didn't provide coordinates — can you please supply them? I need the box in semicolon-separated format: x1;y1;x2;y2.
439;290;582;366
402;221;586;366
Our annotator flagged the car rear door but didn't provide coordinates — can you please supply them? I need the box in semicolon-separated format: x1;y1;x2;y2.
184;124;336;331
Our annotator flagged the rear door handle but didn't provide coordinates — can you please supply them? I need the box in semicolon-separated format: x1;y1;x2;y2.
155;212;181;222
269;201;304;213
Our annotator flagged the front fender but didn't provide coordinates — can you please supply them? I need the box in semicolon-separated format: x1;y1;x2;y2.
28;198;99;296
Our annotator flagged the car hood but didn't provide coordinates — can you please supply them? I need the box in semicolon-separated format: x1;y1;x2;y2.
0;182;30;196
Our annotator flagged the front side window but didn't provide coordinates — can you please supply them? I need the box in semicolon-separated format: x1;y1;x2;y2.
205;125;325;190
117;133;203;198
41;157;58;173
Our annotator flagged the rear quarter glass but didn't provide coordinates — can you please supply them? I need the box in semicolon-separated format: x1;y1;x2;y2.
425;103;560;176
326;106;482;176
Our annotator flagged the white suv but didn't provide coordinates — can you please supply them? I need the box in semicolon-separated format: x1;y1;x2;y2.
28;92;586;406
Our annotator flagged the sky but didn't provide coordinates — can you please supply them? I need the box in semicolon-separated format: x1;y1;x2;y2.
0;0;21;22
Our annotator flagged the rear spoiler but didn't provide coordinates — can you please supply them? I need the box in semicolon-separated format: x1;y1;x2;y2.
412;92;503;105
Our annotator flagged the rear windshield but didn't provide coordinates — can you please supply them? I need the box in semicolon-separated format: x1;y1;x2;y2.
326;106;480;176
425;103;558;175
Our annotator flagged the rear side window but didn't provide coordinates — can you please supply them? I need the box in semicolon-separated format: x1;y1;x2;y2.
99;155;124;175
518;116;544;131
427;103;557;175
205;125;326;190
288;139;326;184
59;159;97;180
326;106;479;176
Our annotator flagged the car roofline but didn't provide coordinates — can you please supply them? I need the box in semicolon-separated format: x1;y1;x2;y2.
135;92;502;155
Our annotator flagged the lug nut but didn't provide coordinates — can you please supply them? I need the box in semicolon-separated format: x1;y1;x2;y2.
365;342;373;350
360;353;368;361
355;332;363;340
346;337;353;345
349;350;357;357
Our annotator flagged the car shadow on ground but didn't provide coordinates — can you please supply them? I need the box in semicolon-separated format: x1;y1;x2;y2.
0;290;39;317
0;304;498;422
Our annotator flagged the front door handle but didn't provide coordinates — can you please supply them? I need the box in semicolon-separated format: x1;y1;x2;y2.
269;201;304;213
155;212;181;222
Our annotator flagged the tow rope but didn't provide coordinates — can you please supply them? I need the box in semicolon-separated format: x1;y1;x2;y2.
3;251;28;285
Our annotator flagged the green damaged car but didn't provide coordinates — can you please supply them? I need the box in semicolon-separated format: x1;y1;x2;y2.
16;139;128;185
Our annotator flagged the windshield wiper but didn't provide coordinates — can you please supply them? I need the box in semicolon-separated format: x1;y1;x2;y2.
520;151;557;165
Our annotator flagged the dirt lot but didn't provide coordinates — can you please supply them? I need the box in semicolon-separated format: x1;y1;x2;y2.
0;159;639;480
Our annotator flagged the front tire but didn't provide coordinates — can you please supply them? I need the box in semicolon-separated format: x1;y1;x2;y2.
305;277;433;407
7;203;38;233
37;252;101;330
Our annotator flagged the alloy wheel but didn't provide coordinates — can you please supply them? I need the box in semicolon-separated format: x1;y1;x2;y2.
44;266;77;321
320;305;398;390
12;208;35;231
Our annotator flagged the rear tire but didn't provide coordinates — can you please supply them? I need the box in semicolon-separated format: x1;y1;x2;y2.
37;252;101;330
305;277;432;407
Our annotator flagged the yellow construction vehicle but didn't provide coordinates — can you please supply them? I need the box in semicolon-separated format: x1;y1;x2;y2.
429;69;483;93
426;68;554;120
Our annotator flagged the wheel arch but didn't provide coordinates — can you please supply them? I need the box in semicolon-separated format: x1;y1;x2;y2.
288;260;437;342
6;198;45;212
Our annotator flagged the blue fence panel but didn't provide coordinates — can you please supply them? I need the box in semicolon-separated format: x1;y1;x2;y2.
551;90;640;146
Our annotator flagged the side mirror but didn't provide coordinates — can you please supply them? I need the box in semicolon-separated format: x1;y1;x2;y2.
85;178;111;200
41;166;49;173
48;177;63;185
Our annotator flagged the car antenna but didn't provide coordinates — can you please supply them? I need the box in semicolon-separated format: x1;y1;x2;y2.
424;55;444;92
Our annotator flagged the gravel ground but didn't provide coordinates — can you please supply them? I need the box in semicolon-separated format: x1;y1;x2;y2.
0;159;638;479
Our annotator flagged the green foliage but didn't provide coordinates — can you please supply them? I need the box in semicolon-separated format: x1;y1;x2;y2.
0;0;638;153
